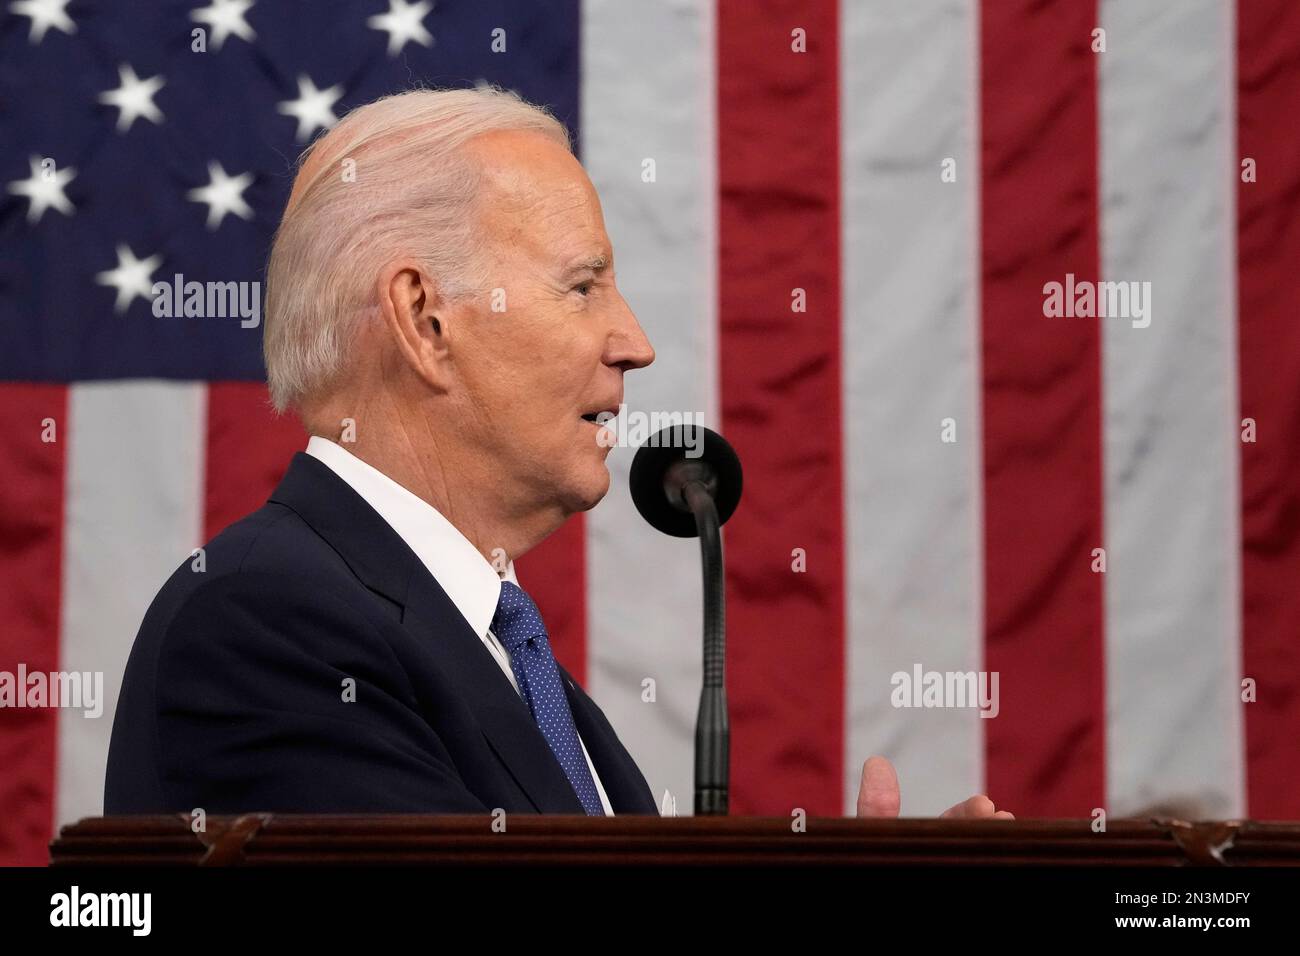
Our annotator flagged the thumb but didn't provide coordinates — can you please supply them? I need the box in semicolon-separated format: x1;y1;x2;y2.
856;755;901;818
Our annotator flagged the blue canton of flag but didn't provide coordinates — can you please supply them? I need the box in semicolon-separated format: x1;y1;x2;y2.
0;0;579;382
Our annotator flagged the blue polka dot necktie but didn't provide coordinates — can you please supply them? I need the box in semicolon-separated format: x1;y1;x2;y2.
492;580;604;815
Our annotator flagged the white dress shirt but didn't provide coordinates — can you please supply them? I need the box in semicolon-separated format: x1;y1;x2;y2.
306;436;614;815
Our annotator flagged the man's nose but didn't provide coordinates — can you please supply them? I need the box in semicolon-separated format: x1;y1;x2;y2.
608;295;655;371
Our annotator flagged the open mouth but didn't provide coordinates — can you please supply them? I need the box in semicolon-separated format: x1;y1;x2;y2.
580;404;620;425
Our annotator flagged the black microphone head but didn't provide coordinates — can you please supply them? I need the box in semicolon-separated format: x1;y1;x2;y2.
629;425;743;537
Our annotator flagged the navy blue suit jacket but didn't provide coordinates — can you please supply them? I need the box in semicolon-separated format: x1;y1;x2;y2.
104;452;658;815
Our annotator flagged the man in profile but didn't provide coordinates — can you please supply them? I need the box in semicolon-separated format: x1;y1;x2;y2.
105;86;1011;821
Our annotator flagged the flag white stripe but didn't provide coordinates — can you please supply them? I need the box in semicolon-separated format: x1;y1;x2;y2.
1098;0;1244;818
56;381;205;827
841;0;984;815
581;0;718;814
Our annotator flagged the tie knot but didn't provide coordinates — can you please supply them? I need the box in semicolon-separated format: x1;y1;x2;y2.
492;580;547;653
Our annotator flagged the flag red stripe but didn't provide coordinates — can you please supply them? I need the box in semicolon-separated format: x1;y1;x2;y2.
203;383;306;541
717;0;844;815
979;0;1106;815
1236;0;1300;820
518;517;587;685
0;384;67;865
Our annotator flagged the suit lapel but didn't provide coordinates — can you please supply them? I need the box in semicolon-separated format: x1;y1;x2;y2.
559;664;660;814
270;453;585;814
401;581;585;814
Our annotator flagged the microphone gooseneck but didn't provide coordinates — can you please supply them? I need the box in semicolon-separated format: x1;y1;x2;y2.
630;425;743;816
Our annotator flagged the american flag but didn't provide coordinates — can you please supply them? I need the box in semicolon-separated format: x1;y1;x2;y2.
2;0;1298;865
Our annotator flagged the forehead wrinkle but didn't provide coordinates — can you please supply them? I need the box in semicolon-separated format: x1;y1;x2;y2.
466;137;604;271
480;165;573;221
489;190;602;271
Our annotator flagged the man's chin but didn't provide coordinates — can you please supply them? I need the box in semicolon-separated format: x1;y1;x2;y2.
564;462;612;513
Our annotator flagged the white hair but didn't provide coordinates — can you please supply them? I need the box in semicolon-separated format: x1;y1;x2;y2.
263;85;572;413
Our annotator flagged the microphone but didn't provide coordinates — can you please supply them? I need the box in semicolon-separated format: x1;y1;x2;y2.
630;425;743;815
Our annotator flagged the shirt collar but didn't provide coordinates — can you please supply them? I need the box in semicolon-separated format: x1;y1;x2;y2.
305;436;517;639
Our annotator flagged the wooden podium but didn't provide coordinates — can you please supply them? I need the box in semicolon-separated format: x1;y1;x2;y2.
48;815;1300;866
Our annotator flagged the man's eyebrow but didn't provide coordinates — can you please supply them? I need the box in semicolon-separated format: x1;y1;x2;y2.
560;253;610;278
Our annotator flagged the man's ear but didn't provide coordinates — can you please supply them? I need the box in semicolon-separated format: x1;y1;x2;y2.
377;258;452;391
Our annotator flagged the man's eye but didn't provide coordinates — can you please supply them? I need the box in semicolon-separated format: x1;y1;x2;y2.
572;281;594;297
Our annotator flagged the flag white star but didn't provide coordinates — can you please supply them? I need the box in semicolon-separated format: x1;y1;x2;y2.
96;244;163;315
367;0;434;57
187;161;254;230
278;74;344;143
6;155;76;224
190;0;256;52
11;0;76;44
98;64;166;133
